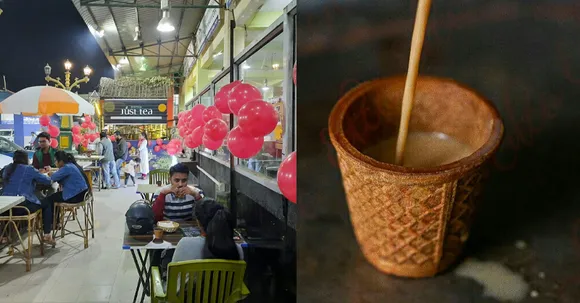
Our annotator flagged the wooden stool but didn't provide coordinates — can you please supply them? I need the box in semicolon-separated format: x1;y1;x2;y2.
86;166;102;192
0;208;44;271
52;192;93;249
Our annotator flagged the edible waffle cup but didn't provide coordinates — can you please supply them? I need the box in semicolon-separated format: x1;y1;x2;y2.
157;221;180;233
328;76;504;278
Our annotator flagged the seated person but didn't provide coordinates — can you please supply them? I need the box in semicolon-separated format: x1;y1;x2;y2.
32;132;56;172
173;197;243;262
161;198;244;296
1;150;53;243
152;163;203;222
42;151;91;244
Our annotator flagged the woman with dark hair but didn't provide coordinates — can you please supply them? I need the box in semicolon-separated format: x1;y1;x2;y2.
138;132;149;179
42;151;91;244
172;198;243;263
1;150;53;242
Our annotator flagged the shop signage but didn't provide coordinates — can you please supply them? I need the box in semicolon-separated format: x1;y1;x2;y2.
103;99;168;124
195;7;220;55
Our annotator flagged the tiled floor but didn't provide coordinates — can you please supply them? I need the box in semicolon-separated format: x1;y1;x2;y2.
0;179;148;303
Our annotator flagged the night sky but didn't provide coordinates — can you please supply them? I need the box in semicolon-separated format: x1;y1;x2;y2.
0;0;114;93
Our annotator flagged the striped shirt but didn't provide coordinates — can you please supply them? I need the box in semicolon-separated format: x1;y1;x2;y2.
152;186;204;221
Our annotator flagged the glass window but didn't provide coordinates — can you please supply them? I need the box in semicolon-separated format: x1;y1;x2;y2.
200;89;212;107
237;33;285;179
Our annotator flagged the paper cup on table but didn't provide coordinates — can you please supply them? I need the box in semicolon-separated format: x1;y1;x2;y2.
328;76;504;278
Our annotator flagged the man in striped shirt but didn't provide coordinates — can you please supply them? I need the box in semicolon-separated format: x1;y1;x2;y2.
152;163;203;222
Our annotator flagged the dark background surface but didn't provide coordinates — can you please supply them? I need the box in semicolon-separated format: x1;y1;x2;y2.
298;0;580;302
0;0;113;93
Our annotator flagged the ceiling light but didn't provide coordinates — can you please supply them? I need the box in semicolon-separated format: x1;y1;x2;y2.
120;57;129;64
157;1;174;32
272;63;280;70
139;64;147;71
241;62;250;69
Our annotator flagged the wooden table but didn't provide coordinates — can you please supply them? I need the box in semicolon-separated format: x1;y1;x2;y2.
0;196;25;214
122;222;246;303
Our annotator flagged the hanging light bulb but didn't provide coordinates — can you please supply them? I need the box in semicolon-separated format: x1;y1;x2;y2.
120;57;129;65
157;0;175;32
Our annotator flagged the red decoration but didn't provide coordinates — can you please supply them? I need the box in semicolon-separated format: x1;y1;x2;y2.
84;115;92;123
238;100;279;137
191;104;206;121
81;122;89;129
148;140;153;146
204;118;229;141
88;122;96;130
109;135;116;141
293;62;297;85
73;134;82;144
156;138;163;146
39;115;51;127
227;126;264;159
154;145;161;152
191;125;205;147
277;152;297;203
215;81;242;114
48;125;60;138
72;125;81;134
202;106;222;123
203;136;222;150
50;139;59;149
228;83;262;115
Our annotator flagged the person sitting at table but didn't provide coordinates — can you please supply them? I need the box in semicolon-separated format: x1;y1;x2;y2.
1;150;54;243
159;198;244;292
32;132;56;172
43;151;91;244
152;163;203;222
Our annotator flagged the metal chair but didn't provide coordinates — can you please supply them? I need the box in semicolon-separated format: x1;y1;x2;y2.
52;191;93;249
0;207;44;271
149;169;170;185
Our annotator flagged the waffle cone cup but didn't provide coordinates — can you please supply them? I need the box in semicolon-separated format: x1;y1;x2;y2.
328;76;504;278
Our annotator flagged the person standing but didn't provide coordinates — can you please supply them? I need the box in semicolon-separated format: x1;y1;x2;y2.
32;132;56;172
28;132;37;149
138;132;149;180
114;131;128;179
100;132;120;189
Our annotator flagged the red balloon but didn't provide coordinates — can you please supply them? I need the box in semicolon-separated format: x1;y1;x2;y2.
167;146;178;155
109;135;116;141
215;81;242;114
202;106;222;123
91;133;99;142
88;122;96;130
204;118;229;141
50;139;59;149
39;115;51;127
156;138;163;146
84;115;92;123
48;125;60;138
81;122;89;129
81;139;88;148
229;83;262;115
154;145;161;152
191;104;206;121
127;141;132;148
203;136;222;150
185;135;199;149
227;126;264;159
148;140;153;146
293;62;297;85
73;134;82;144
191;125;205;147
161;144;167;150
72;125;81;134
238;100;279;137
277;152;296;203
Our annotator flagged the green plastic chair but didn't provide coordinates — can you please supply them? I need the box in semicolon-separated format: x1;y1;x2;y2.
151;259;250;303
149;169;170;185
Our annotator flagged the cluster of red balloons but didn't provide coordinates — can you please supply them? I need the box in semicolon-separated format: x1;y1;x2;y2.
166;138;182;156
72;115;97;148
177;81;279;159
39;114;60;148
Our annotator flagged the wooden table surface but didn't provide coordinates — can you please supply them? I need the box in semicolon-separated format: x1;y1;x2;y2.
122;221;246;250
0;196;25;213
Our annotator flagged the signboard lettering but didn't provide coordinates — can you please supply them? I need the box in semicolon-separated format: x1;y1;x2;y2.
104;99;168;124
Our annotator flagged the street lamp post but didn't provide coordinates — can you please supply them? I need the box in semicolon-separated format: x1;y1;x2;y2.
43;60;93;152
